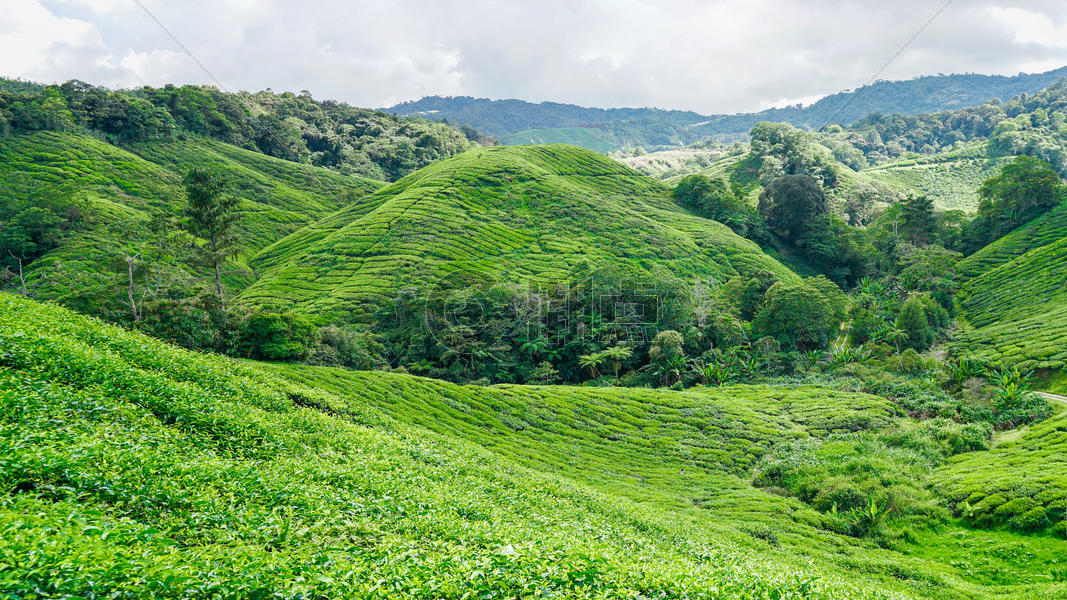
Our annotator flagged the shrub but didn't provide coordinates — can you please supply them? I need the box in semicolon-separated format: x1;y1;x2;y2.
240;312;316;361
308;325;384;370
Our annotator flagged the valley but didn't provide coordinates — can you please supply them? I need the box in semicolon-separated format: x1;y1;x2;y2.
1;62;1066;599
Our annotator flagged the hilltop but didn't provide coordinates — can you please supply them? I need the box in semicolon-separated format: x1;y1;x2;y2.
387;67;1067;152
1;292;1064;599
241;144;795;320
0;79;478;181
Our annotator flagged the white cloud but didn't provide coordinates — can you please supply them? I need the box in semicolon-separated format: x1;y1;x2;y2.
3;0;1067;113
0;0;111;78
990;6;1067;48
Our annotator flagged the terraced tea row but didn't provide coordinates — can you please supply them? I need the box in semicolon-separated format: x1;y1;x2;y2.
2;293;1063;598
0;131;383;301
242;145;796;319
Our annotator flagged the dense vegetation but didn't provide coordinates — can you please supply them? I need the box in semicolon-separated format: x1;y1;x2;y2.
388;67;1067;151
1;293;1064;599
0;79;478;181
819;80;1067;169
3;67;1067;599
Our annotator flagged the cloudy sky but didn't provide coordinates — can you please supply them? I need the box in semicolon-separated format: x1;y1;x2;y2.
3;0;1067;114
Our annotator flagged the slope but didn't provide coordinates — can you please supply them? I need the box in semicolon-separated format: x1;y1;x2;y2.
859;142;1011;212
0;131;383;309
242;144;796;320
956;199;1067;277
2;293;1064;599
952;236;1067;373
931;408;1067;535
0;79;476;182
665;141;1017;213
950;198;1067;374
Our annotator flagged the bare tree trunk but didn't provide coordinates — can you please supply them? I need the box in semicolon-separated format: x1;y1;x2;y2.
126;255;141;322
214;261;226;309
9;255;28;297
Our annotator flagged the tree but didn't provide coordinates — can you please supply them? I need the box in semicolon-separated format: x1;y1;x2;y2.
578;352;605;380
241;312;316;361
758;175;827;241
752;278;842;351
883;326;908;371
895;295;934;351
601;345;633;379
964;156;1066;250
648;330;686;386
182;167;240;306
672;175;765;241
899;195;936;245
724;270;778;320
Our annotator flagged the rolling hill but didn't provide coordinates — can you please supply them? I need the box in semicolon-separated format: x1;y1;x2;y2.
241;144;796;320
387;67;1067;151
0;130;382;307
2;292;1065;599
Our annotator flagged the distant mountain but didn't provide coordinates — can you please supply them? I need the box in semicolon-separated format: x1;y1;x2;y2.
386;67;1067;151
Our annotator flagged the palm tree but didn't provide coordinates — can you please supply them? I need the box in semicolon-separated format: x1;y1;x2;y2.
578;352;605;380
600;345;633;380
519;337;550;362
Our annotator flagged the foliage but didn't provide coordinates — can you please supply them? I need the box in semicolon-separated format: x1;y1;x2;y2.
758;174;828;240
239;312;316;361
672;174;767;241
183;166;241;303
751;123;838;186
896;295;935;351
752;277;845;351
0;79;477;181
962;156;1067;252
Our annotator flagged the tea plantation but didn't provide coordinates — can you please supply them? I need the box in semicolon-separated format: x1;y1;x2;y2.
930;409;1067;535
0;131;382;299
1;293;1065;599
241;144;796;319
952;206;1067;374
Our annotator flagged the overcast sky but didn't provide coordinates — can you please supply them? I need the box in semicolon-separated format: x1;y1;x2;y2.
3;0;1067;114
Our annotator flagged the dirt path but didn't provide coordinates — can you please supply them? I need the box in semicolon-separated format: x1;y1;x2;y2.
1037;391;1067;408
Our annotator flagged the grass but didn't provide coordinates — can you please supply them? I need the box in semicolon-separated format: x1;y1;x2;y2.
242;144;797;320
2;293;1066;598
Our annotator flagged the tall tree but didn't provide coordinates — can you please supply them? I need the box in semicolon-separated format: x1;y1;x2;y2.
182;167;240;307
757;174;827;241
899;195;936;245
973;156;1066;243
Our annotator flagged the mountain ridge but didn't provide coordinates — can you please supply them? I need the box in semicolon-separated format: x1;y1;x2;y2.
387;67;1067;151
